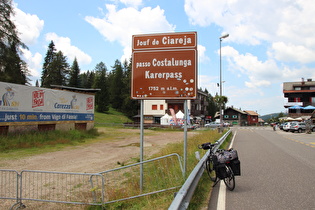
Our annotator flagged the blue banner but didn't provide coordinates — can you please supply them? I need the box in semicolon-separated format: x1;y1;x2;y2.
0;112;94;123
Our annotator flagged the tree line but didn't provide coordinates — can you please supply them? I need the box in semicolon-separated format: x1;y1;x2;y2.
0;0;28;84
40;40;138;118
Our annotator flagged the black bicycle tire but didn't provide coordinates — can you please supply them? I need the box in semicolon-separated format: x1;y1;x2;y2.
205;156;217;182
223;165;235;191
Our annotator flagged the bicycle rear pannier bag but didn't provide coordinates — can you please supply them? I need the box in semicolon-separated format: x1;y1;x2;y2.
216;152;229;164
228;149;238;160
215;163;228;179
229;159;241;176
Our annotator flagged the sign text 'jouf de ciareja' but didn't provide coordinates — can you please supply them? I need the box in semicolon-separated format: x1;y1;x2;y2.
131;32;197;100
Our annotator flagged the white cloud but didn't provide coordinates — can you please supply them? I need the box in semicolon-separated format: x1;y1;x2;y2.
45;33;92;65
184;0;315;63
12;4;44;84
222;46;281;88
198;74;219;94
20;48;42;78
85;4;175;62
197;44;210;63
227;90;286;115
184;0;313;44
221;45;315;88
12;6;44;45
271;42;315;63
120;0;142;8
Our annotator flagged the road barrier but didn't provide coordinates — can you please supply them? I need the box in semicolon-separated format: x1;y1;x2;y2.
169;129;231;210
0;153;183;209
98;153;184;204
1;169;104;209
0;170;19;204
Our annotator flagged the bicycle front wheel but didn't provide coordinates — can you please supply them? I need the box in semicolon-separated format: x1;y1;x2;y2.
223;165;235;191
205;156;217;182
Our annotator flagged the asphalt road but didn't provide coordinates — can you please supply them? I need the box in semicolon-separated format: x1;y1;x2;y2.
208;127;315;210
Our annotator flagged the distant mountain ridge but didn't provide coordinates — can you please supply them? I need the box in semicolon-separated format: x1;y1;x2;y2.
260;113;288;121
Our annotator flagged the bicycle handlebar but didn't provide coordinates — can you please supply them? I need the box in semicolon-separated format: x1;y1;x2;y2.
198;142;218;150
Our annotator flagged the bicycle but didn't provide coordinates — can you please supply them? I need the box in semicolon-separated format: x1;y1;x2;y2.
199;142;236;191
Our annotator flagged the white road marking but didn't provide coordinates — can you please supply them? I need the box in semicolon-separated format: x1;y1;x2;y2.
217;181;226;210
217;130;237;210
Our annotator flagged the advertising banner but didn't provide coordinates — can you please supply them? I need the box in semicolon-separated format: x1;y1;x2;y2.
0;82;94;124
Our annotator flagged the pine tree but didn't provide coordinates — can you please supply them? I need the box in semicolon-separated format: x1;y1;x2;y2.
94;62;109;112
109;59;124;110
80;71;88;88
52;51;69;86
79;70;95;88
41;41;56;87
205;88;217;120
41;41;69;87
0;0;29;84
86;71;95;88
120;59;138;118
68;57;80;87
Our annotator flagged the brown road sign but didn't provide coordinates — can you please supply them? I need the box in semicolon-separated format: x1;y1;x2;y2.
133;32;197;51
131;49;197;99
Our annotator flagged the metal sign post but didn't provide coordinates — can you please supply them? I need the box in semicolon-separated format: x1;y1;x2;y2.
140;100;144;192
184;100;188;178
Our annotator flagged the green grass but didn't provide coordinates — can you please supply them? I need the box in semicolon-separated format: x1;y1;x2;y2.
94;107;132;126
0;108;130;157
0;129;100;159
94;129;232;210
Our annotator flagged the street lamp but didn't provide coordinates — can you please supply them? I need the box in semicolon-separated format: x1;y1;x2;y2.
219;34;229;131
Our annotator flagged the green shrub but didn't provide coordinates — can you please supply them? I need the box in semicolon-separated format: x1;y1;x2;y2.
0;129;99;152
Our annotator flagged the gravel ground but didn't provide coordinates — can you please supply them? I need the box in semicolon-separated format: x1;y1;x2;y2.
0;127;195;173
1;128;198;209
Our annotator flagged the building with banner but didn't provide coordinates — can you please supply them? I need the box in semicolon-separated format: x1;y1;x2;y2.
140;89;210;125
283;78;315;118
0;82;98;134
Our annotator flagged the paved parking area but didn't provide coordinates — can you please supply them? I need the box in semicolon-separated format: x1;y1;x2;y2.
231;126;315;148
275;129;315;148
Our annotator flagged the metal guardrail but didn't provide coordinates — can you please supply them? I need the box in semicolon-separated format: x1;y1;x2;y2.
168;129;232;210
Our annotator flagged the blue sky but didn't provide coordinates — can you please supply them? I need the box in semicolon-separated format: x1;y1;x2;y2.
12;0;315;116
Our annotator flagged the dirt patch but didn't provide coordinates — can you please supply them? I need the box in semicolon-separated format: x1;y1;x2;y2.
0;128;196;173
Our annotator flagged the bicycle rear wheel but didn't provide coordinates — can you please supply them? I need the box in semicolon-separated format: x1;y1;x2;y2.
205;156;217;182
223;165;235;191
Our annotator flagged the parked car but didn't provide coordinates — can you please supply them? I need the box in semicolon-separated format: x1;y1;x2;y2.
279;123;285;130
224;122;231;127
181;124;197;130
283;122;297;132
205;122;220;128
289;122;306;133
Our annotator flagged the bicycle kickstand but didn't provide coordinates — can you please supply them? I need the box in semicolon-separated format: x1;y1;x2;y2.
212;179;220;187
